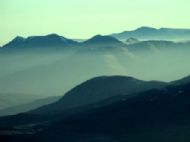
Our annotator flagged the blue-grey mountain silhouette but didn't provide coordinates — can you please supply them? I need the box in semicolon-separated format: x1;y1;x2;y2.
0;76;190;142
29;76;166;115
3;34;78;48
82;35;125;48
112;26;190;41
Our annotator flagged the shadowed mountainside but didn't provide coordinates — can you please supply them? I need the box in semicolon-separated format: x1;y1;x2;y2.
28;76;167;115
0;76;190;142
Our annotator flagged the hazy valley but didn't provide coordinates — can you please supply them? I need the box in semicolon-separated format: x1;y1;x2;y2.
0;27;190;142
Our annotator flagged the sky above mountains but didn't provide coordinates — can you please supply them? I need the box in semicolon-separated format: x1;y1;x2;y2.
0;0;190;45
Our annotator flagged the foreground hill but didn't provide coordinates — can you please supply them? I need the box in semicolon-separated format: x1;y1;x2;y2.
171;75;190;86
29;76;166;115
44;77;190;142
0;76;190;142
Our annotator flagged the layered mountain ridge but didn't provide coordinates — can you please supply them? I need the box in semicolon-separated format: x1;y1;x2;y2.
112;26;190;41
29;76;167;115
2;27;190;49
0;75;190;142
3;34;78;48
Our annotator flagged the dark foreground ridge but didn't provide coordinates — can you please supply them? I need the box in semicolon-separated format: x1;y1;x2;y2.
0;75;190;142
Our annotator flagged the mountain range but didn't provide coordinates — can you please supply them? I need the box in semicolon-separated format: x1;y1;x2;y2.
1;33;190;56
0;29;190;114
2;75;189;117
82;35;125;48
0;75;190;142
28;76;166;116
2;34;78;49
111;26;190;41
0;27;190;142
1;27;190;49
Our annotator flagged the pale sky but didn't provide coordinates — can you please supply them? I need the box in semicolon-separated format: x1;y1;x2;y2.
0;0;190;46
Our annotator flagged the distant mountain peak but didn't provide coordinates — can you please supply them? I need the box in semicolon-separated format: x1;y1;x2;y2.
14;36;25;40
2;36;25;48
83;35;125;48
92;34;103;38
111;27;190;41
11;36;25;43
27;34;65;40
3;34;78;48
46;33;60;37
136;26;157;31
87;35;118;42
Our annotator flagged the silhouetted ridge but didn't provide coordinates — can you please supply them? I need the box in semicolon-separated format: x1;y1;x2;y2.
3;36;25;48
171;75;190;85
47;81;190;142
112;27;190;40
84;35;120;43
136;26;157;32
1;76;190;142
29;76;166;115
3;34;78;48
82;35;125;48
128;40;175;47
